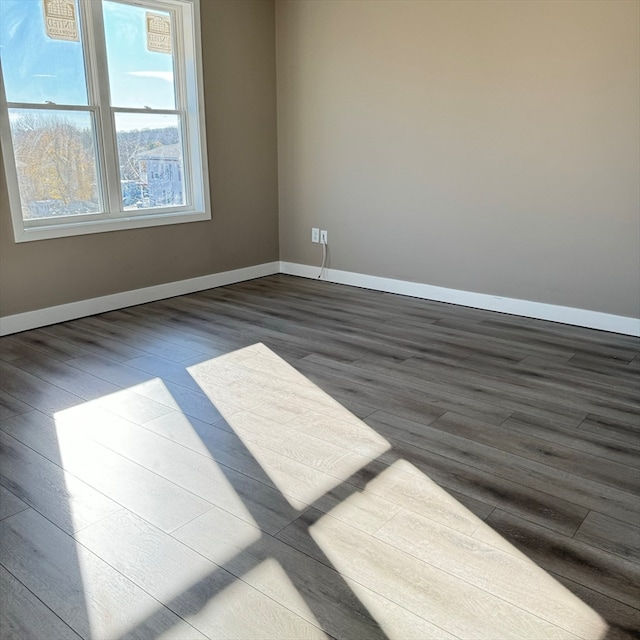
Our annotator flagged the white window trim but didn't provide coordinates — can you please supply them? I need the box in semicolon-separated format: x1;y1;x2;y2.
0;0;210;243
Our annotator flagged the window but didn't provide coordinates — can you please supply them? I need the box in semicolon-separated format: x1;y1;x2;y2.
0;0;209;242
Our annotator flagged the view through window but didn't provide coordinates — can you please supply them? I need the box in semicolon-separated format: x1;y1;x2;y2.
0;0;209;241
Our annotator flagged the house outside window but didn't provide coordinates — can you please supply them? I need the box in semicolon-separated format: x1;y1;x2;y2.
0;0;210;242
136;142;184;208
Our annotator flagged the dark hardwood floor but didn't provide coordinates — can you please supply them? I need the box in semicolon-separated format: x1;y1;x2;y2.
0;274;638;639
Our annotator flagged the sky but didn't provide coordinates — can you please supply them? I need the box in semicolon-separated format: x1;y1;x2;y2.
0;0;177;130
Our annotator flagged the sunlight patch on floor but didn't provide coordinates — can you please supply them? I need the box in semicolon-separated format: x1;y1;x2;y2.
186;343;392;507
45;342;608;640
54;389;259;530
234;558;330;639
312;460;608;640
73;536;199;640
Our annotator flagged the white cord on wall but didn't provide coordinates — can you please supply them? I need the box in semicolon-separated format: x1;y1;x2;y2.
318;239;327;279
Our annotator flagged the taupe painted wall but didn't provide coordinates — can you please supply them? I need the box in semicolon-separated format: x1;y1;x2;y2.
0;0;279;317
277;0;640;318
2;0;639;321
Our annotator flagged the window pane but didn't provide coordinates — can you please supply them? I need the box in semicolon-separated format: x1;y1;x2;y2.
8;109;101;220
115;113;185;209
103;1;176;110
0;0;88;105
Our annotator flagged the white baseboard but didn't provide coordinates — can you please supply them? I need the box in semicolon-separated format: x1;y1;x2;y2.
2;259;638;337
0;262;280;336
280;262;640;337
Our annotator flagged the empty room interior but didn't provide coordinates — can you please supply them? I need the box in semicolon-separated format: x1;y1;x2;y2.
0;0;639;639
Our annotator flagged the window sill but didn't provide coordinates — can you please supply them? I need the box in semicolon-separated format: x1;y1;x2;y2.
14;208;211;243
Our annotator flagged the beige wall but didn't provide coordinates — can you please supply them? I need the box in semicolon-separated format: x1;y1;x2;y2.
2;0;639;321
277;0;640;318
0;0;279;317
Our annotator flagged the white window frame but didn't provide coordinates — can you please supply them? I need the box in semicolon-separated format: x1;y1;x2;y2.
0;0;210;243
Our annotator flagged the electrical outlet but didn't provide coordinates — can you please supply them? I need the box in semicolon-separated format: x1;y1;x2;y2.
311;227;320;243
320;230;328;245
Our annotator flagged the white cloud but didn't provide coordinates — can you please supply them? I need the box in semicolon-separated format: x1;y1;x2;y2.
128;71;174;83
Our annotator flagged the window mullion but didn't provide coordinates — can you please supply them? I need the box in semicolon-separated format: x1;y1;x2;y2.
172;6;192;208
182;0;208;213
82;0;121;213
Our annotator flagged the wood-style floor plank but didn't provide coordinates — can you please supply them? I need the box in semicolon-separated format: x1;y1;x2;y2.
39;323;149;362
0;390;32;421
76;510;329;640
9;352;121;401
65;353;154;389
72;316;205;363
432;316;638;363
0;509;205;640
0;485;29;521
0;274;638;640
366;410;639;527
362;416;592;535
424;411;638;494
344;353;589;426
574;511;640;563
0;361;84;416
0;337;43;363
0;410;213;533
551;574;640;640
476;509;640;609
297;353;513;424
2;330;93;363
500;411;640;467
278;507;592;639
174;502;457;640
0;565;82;640
0;427;122;534
54;404;305;533
579;414;640;447
95;308;241;360
511;354;639;395
373;507;605;638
